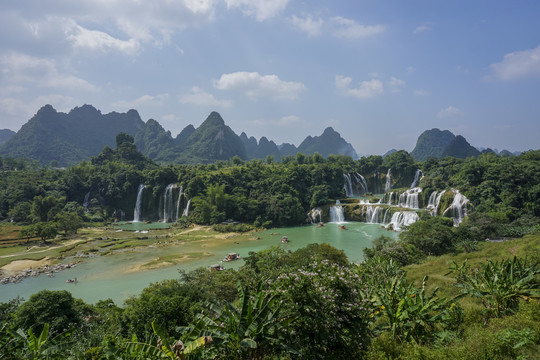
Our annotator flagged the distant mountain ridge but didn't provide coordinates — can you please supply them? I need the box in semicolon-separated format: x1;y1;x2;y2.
0;105;144;166
0;129;15;145
1;105;359;166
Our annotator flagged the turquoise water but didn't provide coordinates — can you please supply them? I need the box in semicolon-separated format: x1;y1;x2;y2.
0;222;397;305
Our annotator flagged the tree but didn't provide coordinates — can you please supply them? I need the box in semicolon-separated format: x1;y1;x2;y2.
273;259;373;359
34;222;58;242
55;211;83;236
31;195;64;222
400;217;454;256
14;290;83;335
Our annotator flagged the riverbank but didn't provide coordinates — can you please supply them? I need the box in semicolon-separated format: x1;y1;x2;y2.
0;224;256;286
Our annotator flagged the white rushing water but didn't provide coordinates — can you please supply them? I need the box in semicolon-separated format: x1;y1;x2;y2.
410;169;424;188
398;187;422;209
384;168;392;192
329;205;345;223
133;184;145;222
442;189;470;226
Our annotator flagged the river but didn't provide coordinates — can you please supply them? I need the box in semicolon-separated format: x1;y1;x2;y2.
0;222;398;305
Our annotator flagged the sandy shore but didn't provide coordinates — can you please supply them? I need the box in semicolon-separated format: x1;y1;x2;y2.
1;257;53;276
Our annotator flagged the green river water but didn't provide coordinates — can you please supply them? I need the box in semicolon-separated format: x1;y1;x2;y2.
1;222;398;305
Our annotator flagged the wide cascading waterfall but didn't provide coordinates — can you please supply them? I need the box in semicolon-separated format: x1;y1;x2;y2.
398;187;422;209
329;204;345;223
386;211;419;231
384;168;392;192
133;184;145;222
410;169;424;188
443;190;470;226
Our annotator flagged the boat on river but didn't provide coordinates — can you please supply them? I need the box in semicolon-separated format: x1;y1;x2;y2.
209;264;224;271
223;253;241;262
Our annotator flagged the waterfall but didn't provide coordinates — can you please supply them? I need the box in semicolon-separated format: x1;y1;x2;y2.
386;211;419;231
343;173;369;197
163;184;177;222
82;192;90;212
366;206;383;224
410;169;424;188
398;187;422;209
427;191;438;209
386;192;394;205
133;184;145;222
382;208;391;224
442;190;470;226
308;208;322;223
343;174;353;197
371;170;380;194
427;190;446;216
384;168;392;192
175;186;184;222
356;173;369;194
329;205;345;223
182;199;191;217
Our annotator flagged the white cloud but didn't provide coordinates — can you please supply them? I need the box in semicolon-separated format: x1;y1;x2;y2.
180;86;232;107
414;25;429;34
112;94;169;109
224;0;291;21
2;1;218;53
330;16;385;39
0;52;97;92
437;106;461;118
335;75;383;99
65;22;140;55
387;77;405;92
214;72;305;100
488;44;540;81
290;15;323;37
413;89;429;96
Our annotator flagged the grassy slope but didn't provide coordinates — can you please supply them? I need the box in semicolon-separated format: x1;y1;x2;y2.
370;234;540;360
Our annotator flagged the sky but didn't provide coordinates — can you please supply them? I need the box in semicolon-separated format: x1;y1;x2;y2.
1;0;539;156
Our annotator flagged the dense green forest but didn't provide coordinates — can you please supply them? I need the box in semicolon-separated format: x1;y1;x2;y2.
0;134;539;359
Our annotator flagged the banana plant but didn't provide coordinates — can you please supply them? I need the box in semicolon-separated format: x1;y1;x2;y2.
207;281;296;359
124;319;212;359
1;323;69;359
373;274;460;344
450;256;540;320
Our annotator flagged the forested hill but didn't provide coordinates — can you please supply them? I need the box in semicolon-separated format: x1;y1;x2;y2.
0;105;145;166
0;105;359;166
411;128;484;161
0;129;15;145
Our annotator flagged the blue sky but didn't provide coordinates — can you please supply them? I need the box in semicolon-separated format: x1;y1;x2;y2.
1;0;539;155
